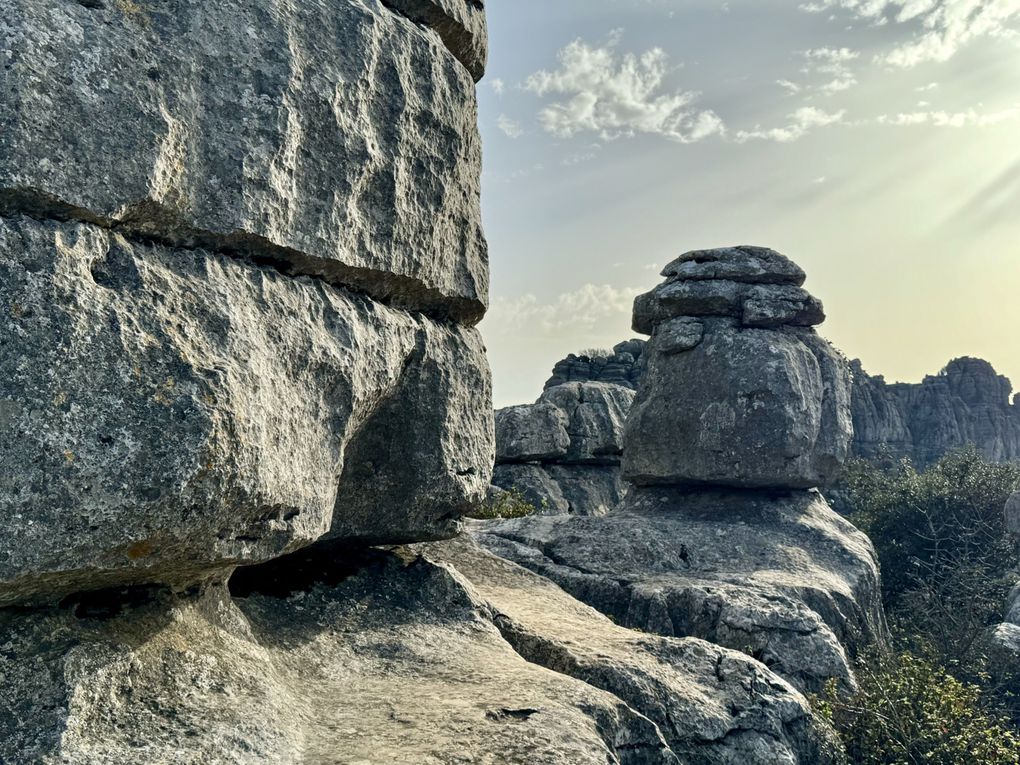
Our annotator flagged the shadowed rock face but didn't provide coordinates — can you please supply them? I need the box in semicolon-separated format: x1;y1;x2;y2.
492;382;634;516
850;357;1020;466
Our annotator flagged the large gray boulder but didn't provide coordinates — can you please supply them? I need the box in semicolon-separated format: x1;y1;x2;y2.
473;489;886;694
0;0;486;322
544;382;634;464
495;402;570;463
0;537;845;764
492;463;626;517
0;216;492;606
624;319;852;489
660;246;806;285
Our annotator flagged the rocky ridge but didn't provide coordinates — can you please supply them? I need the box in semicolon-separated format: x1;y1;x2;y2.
478;246;886;694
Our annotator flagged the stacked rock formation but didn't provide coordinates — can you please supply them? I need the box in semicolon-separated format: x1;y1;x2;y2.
492;382;633;515
0;8;847;763
851;357;1020;466
544;339;647;390
477;246;886;694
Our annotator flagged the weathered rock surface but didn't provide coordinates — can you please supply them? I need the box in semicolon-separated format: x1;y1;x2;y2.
0;215;492;606
625;320;852;489
0;0;487;322
492;382;634;515
851;357;1020;467
492;463;626;517
545;339;647;391
660;246;806;286
0;536;845;764
0;549;675;765
427;535;846;765
382;0;488;80
474;489;886;694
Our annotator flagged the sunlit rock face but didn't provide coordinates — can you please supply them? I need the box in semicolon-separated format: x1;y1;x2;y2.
850;357;1020;467
0;0;493;607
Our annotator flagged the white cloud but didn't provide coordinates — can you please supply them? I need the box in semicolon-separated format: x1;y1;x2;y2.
485;284;644;333
875;105;1020;126
736;106;846;142
497;114;524;139
801;0;1020;66
491;78;506;95
523;36;724;143
777;78;803;94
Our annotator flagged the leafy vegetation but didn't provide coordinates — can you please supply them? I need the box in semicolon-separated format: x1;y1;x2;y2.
820;449;1020;758
817;650;1020;765
577;347;612;359
468;488;538;520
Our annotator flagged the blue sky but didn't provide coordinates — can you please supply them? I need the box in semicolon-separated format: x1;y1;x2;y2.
475;0;1020;407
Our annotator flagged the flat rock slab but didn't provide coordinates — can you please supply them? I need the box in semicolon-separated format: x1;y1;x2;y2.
473;489;887;694
1;550;678;765
0;538;844;764
661;247;806;286
426;536;845;765
0;0;486;322
0;215;491;606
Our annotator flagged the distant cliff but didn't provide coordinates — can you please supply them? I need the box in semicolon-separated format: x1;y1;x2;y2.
851;357;1020;466
543;345;1020;467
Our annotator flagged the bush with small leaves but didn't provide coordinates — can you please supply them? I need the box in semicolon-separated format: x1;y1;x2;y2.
468;489;538;520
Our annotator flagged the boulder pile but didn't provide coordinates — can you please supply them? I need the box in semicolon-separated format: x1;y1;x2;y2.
478;246;887;693
492;382;633;515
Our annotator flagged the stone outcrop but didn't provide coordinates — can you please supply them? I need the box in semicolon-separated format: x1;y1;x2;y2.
477;247;885;694
0;0;493;606
545;339;647;390
1;539;845;765
1;0;488;323
850;357;1020;466
492;382;633;515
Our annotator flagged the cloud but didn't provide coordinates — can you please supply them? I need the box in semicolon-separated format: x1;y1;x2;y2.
875;105;1020;126
781;46;860;95
497;114;524;138
522;35;724;143
485;284;644;334
491;78;506;95
801;0;1020;66
736;106;847;142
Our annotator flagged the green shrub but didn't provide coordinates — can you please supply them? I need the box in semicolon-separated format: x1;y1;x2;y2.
836;450;1020;671
468;488;538;520
817;650;1020;765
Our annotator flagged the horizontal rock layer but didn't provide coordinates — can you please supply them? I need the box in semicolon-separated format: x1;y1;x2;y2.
1;539;843;764
544;339;647;391
0;215;492;606
0;0;486;322
474;489;887;694
492;463;626;517
382;0;488;80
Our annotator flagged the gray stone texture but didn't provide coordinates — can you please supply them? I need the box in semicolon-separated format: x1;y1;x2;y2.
382;0;488;80
850;357;1020;467
0;537;845;765
474;489;887;694
0;215;492;606
492;463;626;517
495;402;570;463
624;321;852;489
545;339;647;391
0;0;487;322
661;246;806;286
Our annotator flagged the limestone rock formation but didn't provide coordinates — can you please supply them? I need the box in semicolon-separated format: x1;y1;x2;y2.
475;490;885;694
850;357;1020;466
545;339;647;390
0;0;493;606
492;382;634;515
0;0;487;322
477;246;885;695
0;217;491;606
625;249;852;489
1;539;845;765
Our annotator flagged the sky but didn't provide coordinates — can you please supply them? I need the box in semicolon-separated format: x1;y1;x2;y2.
475;0;1020;408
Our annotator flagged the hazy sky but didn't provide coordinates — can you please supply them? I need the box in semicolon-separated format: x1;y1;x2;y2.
475;0;1020;408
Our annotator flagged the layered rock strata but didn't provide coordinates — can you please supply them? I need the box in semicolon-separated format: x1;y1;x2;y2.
1;539;845;765
850;357;1020;466
545;339;647;390
492;382;633;515
0;0;493;606
477;247;885;693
